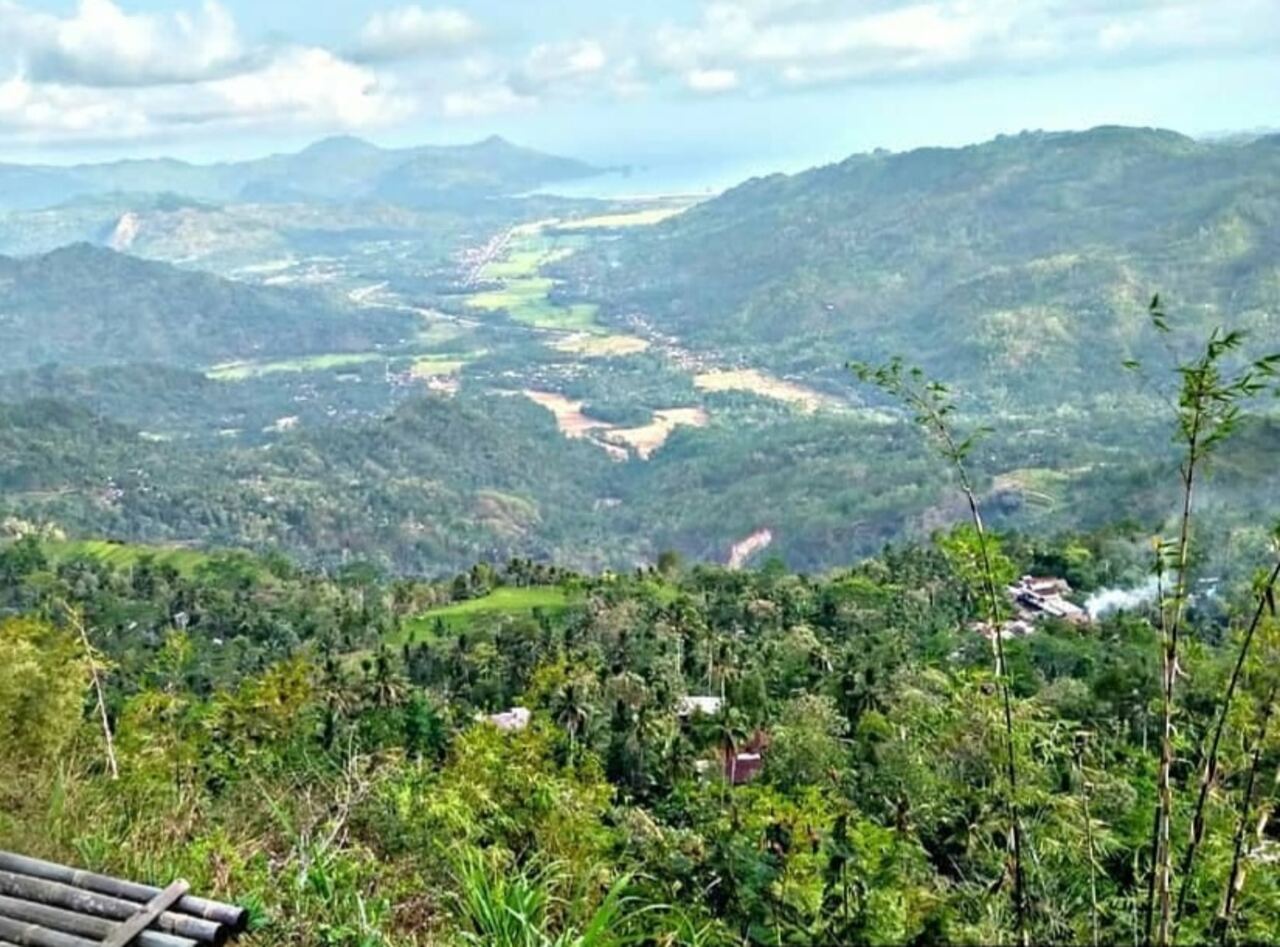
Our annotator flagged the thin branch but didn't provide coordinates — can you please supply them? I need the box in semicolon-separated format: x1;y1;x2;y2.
1174;555;1280;930
60;601;118;781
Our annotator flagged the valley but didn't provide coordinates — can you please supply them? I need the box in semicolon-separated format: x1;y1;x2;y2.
1;128;1278;582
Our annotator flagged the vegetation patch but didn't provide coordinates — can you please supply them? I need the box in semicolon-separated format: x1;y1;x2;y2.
208;352;385;381
550;333;650;357
43;538;211;575
468;229;601;332
694;369;834;412
401;585;574;640
410;356;466;378
556;206;691;230
606;407;710;459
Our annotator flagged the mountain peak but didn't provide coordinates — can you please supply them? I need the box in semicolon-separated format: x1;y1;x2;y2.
299;135;382;159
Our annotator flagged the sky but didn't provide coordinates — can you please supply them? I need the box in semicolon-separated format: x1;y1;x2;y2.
1;0;1278;188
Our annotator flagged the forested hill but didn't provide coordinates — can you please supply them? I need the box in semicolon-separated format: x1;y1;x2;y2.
564;126;1280;407
0;135;602;210
0;244;416;370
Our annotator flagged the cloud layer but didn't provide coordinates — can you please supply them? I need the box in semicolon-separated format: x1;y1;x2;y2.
0;0;1275;146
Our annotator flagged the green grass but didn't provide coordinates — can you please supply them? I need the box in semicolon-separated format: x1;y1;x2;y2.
207;353;385;381
411;356;466;378
43;539;212;575
467;231;601;332
398;586;574;642
468;279;600;332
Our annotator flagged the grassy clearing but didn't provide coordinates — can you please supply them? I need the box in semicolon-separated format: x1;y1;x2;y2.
551;334;650;357
398;586;574;642
208;353;384;380
410;356;466;378
991;467;1075;513
606;408;710;460
694;369;835;412
44;539;211;575
556;206;689;230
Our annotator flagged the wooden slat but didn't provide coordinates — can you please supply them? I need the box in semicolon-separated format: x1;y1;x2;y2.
104;881;190;947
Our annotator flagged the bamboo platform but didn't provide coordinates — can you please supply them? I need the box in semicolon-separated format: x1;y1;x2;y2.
0;853;247;947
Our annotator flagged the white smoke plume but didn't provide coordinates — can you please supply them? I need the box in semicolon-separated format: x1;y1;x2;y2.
1086;576;1161;619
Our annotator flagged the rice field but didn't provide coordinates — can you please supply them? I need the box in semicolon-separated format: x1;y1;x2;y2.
522;390;707;460
207;352;384;380
551;334;650;357
693;369;834;412
43;539;212;575
397;585;574;641
467;230;602;332
410;356;466;378
605;407;709;459
556;206;690;230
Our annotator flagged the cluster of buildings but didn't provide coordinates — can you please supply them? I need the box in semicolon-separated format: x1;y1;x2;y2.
978;574;1090;639
483;693;769;785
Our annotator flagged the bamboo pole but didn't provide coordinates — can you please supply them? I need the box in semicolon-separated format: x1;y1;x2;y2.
58;604;118;781
0;915;98;947
0;872;225;945
0;854;245;933
0;894;195;947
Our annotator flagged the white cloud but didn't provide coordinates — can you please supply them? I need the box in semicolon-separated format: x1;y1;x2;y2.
206;48;410;129
506;38;608;97
651;0;1280;92
685;67;739;93
0;0;244;87
0;0;410;143
356;6;481;62
442;84;535;119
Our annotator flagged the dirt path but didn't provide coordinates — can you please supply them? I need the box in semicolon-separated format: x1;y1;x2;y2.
727;528;774;569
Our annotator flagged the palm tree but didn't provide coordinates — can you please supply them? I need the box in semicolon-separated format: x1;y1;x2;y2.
554;682;591;760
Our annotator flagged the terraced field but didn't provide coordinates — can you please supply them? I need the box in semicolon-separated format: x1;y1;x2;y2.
43;539;212;575
398;585;575;641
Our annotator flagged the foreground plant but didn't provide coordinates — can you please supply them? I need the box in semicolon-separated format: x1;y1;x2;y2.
1125;297;1279;945
451;850;647;947
851;356;1028;945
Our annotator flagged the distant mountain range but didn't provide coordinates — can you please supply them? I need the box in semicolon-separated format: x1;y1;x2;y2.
0;135;604;211
565;126;1280;407
0;244;416;370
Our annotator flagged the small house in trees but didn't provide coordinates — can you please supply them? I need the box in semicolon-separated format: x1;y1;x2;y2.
1008;575;1089;624
484;706;531;732
724;731;771;785
676;695;722;718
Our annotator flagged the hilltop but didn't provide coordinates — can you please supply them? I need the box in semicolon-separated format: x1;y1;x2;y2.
0;244;416;370
0;135;604;211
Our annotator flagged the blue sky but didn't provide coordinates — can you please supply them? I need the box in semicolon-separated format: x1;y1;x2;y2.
2;1;1278;186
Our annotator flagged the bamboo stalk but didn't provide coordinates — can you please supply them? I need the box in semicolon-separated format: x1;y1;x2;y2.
60;604;118;781
1174;557;1280;932
0;915;98;947
0;894;195;947
1216;682;1277;943
0;872;226;945
0;854;245;933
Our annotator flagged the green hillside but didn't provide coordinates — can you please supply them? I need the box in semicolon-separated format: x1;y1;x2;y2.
0;244;417;370
564;127;1280;407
